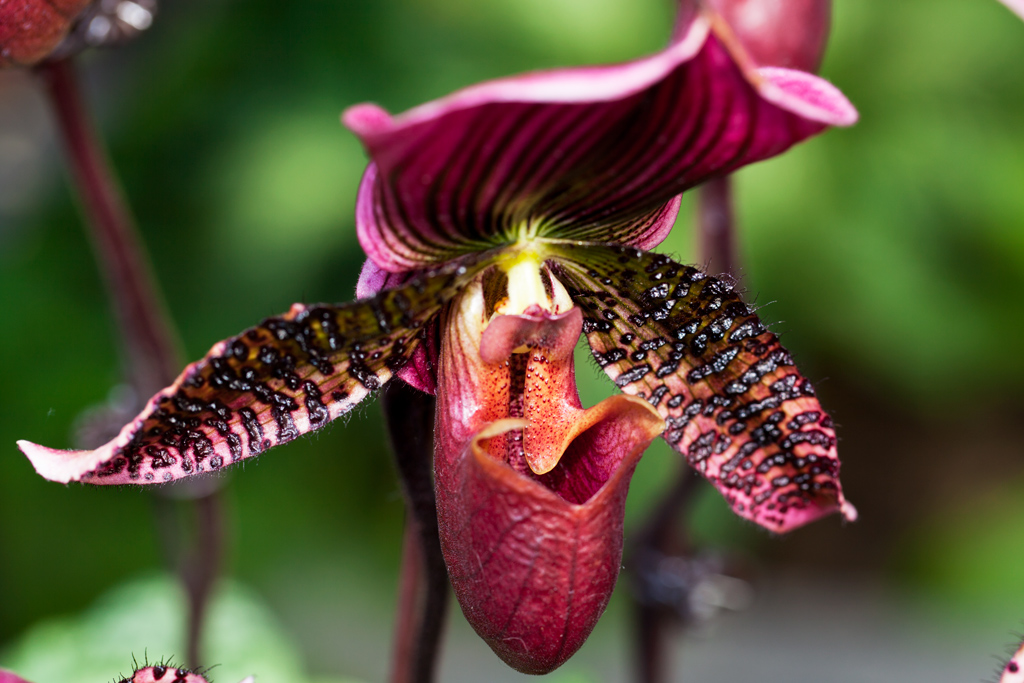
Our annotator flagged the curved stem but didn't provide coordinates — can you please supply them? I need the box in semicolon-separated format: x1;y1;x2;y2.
627;467;701;683
183;491;226;669
38;57;222;670
37;57;183;396
696;175;738;279
382;381;449;683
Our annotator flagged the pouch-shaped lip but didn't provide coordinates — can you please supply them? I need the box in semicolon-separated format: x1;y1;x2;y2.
436;405;663;674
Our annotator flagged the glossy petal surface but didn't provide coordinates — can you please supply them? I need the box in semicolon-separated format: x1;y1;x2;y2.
433;278;663;672
552;243;854;532
344;16;855;273
18;259;486;484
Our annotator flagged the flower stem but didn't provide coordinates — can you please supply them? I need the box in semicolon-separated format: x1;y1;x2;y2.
37;57;221;669
183;491;225;669
627;467;701;683
696;176;738;278
382;381;449;683
36;57;183;397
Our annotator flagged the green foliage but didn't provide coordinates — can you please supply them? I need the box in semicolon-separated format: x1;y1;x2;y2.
0;574;364;683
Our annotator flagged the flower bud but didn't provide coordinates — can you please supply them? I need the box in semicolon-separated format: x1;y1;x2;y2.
707;0;831;71
0;0;91;67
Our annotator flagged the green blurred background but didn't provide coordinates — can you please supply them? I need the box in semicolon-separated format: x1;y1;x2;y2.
1;0;1023;680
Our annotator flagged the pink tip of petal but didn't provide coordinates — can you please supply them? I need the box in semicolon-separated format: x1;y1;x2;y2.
342;103;394;137
1000;0;1024;19
0;670;33;683
17;439;109;484
841;499;858;522
758;67;858;127
628;195;683;251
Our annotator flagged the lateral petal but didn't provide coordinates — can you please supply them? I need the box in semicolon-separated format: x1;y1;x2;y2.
552;243;855;533
18;258;486;485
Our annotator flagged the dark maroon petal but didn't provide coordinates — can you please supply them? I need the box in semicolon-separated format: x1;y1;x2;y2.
18;259;487;485
436;415;661;674
551;243;855;533
344;17;856;272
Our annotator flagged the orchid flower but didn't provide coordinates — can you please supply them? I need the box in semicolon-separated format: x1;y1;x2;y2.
19;1;856;673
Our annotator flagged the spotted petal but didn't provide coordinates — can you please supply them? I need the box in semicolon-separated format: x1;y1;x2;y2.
18;258;487;484
552;243;854;533
124;667;213;683
343;15;856;273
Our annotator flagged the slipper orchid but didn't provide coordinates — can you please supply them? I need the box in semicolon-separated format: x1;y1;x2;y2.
18;0;856;673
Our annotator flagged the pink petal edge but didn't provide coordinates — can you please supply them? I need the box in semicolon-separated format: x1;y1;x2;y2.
18;438;120;485
0;670;32;683
999;0;1024;20
758;67;858;127
343;18;712;140
343;17;856;147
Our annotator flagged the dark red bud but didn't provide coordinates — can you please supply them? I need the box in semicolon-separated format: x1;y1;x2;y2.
707;0;831;72
0;0;91;67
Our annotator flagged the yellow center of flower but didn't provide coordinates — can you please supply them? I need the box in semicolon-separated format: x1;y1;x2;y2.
497;242;572;317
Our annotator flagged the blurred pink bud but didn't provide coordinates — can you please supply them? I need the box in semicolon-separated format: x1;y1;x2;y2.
706;0;832;71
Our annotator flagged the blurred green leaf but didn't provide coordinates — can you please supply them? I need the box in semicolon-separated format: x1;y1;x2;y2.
0;574;366;683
